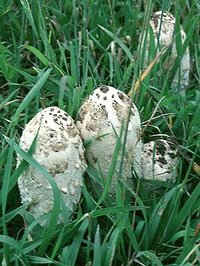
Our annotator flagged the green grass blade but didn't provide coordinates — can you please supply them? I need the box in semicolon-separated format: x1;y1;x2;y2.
137;250;164;266
11;68;51;126
93;225;101;266
25;45;49;66
66;218;89;266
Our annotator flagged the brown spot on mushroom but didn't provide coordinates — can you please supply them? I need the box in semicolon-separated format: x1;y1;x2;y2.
117;92;124;100
100;86;109;93
168;152;177;159
156;141;167;156
157;156;167;165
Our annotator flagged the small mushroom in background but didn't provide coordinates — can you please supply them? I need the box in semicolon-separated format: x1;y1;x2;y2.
76;85;143;193
141;139;178;182
17;106;86;223
143;11;190;94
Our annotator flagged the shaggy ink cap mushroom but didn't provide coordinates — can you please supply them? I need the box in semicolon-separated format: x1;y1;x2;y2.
141;139;178;182
17;106;86;224
143;11;190;94
76;86;143;193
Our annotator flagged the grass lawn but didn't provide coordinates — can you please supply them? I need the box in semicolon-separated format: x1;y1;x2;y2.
0;0;200;265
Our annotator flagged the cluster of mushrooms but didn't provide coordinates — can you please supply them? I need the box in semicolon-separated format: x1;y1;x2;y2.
17;11;190;222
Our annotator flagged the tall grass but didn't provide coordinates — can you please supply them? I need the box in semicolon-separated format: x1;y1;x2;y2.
0;0;200;265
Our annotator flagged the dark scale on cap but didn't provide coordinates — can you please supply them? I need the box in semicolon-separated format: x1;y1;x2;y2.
100;86;109;93
168;142;176;151
96;93;100;99
103;96;107;100
117;92;124;100
157;156;168;165
53;118;60;125
50;108;55;112
112;94;115;98
152;14;159;28
62;117;68;121
77;114;83;123
156;141;167;157
168;152;177;159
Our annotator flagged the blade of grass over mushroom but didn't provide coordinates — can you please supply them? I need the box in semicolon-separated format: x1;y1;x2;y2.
98;25;133;61
3;135;61;255
96;124;123;207
10;68;51;127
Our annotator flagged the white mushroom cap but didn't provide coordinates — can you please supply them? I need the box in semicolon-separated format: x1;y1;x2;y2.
76;86;142;192
141;139;178;182
17;106;86;222
144;11;190;93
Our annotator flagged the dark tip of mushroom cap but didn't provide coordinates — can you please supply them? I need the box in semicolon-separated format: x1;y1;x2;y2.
99;85;109;93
